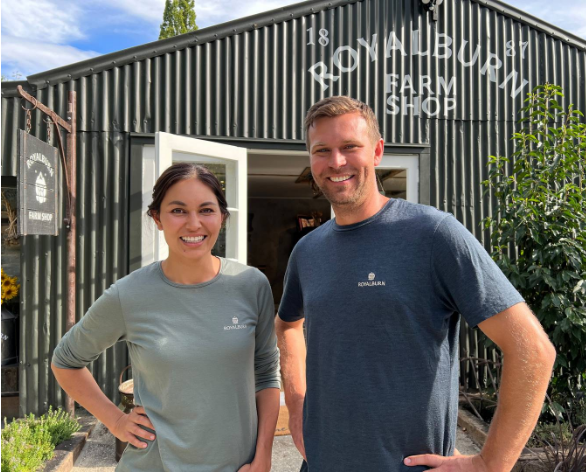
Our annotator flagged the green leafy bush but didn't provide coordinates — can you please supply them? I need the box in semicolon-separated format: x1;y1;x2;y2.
1;407;80;472
482;83;586;403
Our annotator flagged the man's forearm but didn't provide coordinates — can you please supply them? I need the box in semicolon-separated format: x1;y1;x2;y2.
275;316;306;407
480;341;555;471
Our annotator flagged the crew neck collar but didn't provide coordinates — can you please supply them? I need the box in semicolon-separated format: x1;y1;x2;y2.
156;256;225;288
331;199;394;232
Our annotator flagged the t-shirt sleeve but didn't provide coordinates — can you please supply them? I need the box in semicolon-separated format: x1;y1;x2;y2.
52;284;127;369
254;272;281;392
278;245;304;322
431;215;525;327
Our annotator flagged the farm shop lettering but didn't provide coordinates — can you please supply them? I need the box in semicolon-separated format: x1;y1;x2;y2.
308;30;529;116
28;211;53;222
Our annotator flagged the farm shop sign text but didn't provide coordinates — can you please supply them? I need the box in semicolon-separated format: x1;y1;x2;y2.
307;28;529;116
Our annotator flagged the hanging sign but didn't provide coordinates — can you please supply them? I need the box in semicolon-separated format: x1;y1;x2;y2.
18;130;59;236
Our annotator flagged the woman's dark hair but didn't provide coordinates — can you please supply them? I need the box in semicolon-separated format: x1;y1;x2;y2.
147;163;230;223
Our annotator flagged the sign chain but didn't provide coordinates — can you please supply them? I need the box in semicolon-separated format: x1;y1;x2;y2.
21;96;38;134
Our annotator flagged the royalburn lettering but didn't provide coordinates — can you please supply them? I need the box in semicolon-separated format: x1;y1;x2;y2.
224;324;247;330
358;281;386;287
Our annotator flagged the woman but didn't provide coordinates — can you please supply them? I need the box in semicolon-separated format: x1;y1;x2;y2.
52;163;281;472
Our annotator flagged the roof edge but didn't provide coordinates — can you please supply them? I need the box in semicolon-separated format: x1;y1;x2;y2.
2;0;584;96
1;80;33;98
15;0;360;92
472;0;586;50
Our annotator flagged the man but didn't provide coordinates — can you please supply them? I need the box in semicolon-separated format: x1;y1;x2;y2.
276;96;556;472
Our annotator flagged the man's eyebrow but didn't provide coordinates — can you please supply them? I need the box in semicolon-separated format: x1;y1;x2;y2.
311;142;327;151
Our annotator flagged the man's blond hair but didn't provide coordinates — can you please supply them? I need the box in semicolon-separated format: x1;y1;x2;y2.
304;96;382;150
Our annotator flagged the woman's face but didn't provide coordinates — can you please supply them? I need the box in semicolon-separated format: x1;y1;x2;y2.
153;178;223;262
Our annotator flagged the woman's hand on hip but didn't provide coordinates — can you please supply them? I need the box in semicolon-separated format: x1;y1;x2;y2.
109;406;156;449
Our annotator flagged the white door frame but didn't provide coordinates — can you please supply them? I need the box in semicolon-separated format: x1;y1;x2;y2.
140;133;248;266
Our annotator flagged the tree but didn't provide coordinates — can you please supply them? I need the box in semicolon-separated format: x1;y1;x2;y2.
159;0;198;40
482;83;586;415
1;71;23;81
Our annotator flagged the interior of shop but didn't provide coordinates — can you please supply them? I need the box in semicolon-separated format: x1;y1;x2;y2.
247;151;407;304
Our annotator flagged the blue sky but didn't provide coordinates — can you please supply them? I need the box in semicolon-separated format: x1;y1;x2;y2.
2;0;585;79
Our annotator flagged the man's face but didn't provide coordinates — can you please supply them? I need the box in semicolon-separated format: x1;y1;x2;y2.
308;112;383;208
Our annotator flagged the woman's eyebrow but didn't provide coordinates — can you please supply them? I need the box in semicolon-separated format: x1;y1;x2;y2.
167;200;186;206
199;202;218;207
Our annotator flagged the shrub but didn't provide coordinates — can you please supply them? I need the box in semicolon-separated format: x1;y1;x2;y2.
1;407;80;472
482;83;586;404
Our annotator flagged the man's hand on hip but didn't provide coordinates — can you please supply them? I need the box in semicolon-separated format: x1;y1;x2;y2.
405;453;489;472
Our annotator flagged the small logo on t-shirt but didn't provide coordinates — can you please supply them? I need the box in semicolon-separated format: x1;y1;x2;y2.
359;272;386;287
224;315;247;330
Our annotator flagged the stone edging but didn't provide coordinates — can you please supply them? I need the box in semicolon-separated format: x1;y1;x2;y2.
42;417;97;472
457;407;489;447
457;405;548;468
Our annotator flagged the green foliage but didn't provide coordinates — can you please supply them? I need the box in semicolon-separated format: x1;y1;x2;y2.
1;407;80;472
482;83;586;400
159;0;198;40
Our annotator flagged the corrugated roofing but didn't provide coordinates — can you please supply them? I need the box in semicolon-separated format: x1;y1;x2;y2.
1;0;584;97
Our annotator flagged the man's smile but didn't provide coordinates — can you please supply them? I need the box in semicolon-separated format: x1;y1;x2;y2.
328;174;354;183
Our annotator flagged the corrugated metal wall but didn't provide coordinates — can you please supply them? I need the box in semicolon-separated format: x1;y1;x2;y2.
2;0;585;412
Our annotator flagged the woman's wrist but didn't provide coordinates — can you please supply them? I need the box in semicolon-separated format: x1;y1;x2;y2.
250;453;271;471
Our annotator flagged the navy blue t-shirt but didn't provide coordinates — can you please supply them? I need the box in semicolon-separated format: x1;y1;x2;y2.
278;199;524;472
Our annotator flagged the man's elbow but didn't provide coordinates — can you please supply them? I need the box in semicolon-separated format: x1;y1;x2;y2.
534;333;556;372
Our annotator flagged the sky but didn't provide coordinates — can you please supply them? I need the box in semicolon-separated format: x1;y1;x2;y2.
1;0;585;79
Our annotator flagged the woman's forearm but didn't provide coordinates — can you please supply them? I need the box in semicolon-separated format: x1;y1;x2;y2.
51;364;124;431
253;387;280;462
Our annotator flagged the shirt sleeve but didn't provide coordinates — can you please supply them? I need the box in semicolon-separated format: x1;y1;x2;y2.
254;272;281;392
431;215;525;328
52;284;127;369
278;245;304;322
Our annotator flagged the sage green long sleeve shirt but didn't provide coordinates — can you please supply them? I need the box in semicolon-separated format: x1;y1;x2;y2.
52;258;281;472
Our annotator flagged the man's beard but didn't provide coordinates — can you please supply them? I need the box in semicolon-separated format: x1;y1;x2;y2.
316;167;369;207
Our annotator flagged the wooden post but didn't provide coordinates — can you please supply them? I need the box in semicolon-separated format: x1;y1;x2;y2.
65;91;77;415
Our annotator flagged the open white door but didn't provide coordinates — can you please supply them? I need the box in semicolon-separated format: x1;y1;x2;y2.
143;132;247;265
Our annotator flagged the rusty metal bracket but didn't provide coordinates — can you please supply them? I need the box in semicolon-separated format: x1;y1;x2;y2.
17;85;72;133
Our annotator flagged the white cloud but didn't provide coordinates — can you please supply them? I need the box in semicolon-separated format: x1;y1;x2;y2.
1;36;99;77
1;0;85;43
89;0;166;23
506;0;586;39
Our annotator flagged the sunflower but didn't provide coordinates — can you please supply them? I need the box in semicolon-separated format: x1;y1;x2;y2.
0;270;20;304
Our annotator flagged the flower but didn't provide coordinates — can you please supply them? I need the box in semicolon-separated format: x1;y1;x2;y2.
0;269;19;304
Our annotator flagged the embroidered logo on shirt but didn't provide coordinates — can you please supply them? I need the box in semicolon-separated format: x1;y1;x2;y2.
224;315;247;330
358;272;386;287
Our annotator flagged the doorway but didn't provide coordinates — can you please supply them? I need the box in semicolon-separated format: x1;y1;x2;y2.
246;151;418;304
